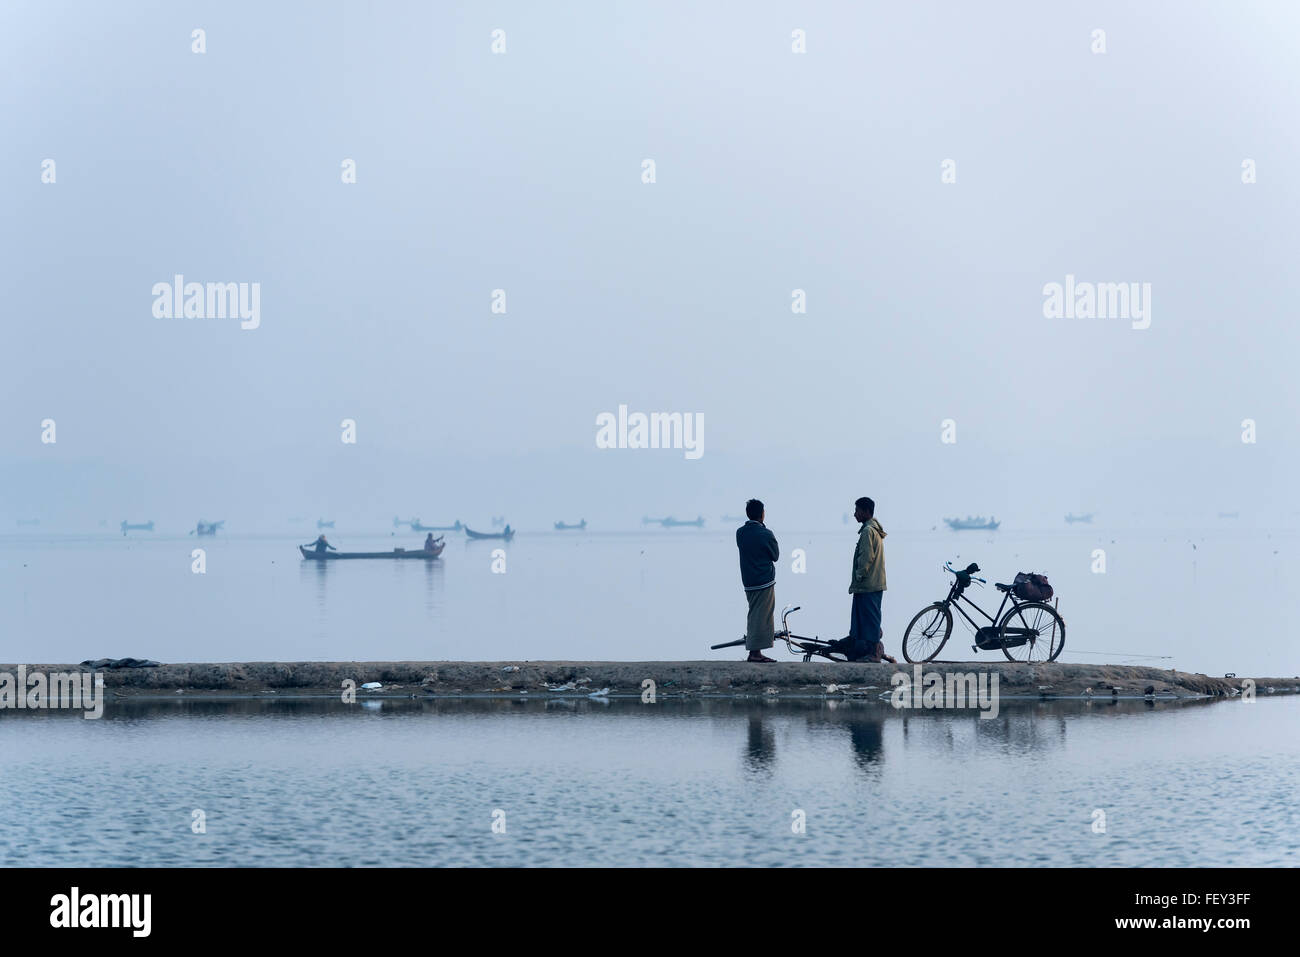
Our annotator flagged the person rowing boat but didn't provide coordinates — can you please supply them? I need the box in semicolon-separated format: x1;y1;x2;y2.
305;534;337;556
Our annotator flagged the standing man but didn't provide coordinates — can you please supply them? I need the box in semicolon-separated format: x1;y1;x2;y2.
735;499;779;663
846;496;895;663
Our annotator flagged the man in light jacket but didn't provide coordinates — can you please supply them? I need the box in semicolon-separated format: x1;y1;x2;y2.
845;496;895;662
735;499;779;663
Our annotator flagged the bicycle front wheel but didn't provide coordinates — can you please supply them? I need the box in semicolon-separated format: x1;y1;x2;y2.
902;603;952;662
998;602;1065;662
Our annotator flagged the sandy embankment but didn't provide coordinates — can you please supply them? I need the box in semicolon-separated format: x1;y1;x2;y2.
2;660;1297;700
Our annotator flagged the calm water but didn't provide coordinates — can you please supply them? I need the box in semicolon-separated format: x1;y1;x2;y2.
1;526;1297;677
1;695;1296;867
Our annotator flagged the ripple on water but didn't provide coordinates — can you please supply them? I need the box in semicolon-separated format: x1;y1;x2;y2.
0;697;1296;866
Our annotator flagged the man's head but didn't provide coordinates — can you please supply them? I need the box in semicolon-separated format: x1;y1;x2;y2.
745;499;764;522
853;496;874;524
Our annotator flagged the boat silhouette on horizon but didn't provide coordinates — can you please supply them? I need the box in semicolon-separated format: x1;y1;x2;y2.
660;516;705;528
943;516;1000;531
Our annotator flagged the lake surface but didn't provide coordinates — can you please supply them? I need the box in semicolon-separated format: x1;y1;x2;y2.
1;695;1296;867
1;525;1296;678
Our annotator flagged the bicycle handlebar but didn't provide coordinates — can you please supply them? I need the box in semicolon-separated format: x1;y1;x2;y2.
944;561;986;584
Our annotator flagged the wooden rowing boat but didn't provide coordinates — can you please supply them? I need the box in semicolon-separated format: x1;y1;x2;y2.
660;516;704;527
394;517;461;532
464;526;514;541
943;516;1000;531
299;543;444;560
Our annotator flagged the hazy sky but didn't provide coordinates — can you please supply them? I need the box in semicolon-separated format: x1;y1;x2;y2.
3;1;1298;529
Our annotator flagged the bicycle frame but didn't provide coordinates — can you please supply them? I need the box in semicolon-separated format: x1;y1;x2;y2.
709;604;848;661
944;579;1011;633
940;564;1036;650
774;605;847;661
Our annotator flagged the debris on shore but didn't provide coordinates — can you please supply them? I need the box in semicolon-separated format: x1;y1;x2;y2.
4;660;1296;702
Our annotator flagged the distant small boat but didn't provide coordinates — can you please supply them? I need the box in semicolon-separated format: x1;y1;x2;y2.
393;516;459;532
660;516;705;528
1064;513;1093;524
192;520;224;536
299;543;444;561
121;520;155;535
16;518;40;527
642;516;668;525
465;525;514;541
554;520;587;530
317;519;335;529
944;516;999;531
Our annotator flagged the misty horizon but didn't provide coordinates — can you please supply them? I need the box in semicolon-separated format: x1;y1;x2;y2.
3;3;1296;529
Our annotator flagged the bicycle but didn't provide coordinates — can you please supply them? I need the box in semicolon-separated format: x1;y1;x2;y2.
901;562;1065;663
711;604;850;662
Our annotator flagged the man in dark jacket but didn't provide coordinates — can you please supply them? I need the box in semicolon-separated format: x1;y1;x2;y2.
735;499;779;662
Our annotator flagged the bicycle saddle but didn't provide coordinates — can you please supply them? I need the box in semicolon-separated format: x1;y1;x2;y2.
995;582;1013;592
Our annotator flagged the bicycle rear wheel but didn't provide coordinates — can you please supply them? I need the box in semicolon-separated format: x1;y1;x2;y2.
902;603;952;662
998;602;1065;662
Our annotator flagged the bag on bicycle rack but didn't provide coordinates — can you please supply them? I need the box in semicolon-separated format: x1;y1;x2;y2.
1012;571;1053;602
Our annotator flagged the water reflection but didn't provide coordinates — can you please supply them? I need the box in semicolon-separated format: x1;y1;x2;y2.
298;553;446;620
28;691;1214;784
743;714;775;773
424;559;444;617
31;694;1225;723
846;717;884;769
4;695;1292;867
308;556;328;614
803;705;886;771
